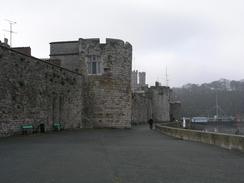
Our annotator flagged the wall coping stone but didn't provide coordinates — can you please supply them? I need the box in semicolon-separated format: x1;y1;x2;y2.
0;45;83;77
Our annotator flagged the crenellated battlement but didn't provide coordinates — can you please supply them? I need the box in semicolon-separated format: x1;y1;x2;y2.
105;38;132;49
50;38;131;48
78;38;132;49
50;38;132;58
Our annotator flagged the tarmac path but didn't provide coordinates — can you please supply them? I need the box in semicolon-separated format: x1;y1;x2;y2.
0;125;244;183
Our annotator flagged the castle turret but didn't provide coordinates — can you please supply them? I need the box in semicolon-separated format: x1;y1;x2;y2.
50;38;132;128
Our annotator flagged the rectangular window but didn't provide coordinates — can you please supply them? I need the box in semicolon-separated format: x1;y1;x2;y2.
87;55;102;75
92;62;97;74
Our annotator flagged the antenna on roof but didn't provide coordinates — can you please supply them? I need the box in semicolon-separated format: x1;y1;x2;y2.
165;66;169;87
3;19;17;47
133;55;136;70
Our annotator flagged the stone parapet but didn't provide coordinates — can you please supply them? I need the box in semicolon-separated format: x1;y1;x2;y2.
156;124;244;152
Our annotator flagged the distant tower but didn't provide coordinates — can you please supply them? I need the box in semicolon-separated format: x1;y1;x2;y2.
139;72;146;87
131;70;138;91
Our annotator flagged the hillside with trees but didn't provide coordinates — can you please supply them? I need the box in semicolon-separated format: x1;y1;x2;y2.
173;79;244;118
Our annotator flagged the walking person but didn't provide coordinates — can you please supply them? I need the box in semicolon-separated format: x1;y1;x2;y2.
148;118;154;130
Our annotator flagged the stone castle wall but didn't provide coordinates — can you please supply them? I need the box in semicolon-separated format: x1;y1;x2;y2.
132;93;152;124
170;102;181;121
132;86;171;124
150;86;170;122
50;41;80;72
0;45;84;137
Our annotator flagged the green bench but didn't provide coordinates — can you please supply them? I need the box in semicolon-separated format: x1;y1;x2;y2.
21;124;33;134
53;123;64;131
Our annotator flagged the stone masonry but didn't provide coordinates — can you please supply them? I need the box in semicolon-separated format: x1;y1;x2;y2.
50;38;132;128
132;92;152;124
150;85;171;122
0;38;132;136
131;70;148;92
132;78;181;124
0;45;84;137
132;84;171;124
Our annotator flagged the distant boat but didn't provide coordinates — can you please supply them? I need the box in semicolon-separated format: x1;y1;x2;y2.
191;116;235;123
191;117;208;123
207;91;235;123
208;116;235;122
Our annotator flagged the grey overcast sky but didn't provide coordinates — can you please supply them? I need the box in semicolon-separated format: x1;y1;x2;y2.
1;0;244;87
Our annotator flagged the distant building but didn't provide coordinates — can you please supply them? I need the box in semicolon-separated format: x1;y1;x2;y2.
131;70;148;92
131;70;138;91
131;70;181;124
138;72;146;87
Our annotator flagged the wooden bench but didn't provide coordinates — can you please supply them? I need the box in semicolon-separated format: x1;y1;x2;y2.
21;124;33;135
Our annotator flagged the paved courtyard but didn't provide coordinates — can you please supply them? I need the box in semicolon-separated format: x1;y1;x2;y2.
0;125;244;183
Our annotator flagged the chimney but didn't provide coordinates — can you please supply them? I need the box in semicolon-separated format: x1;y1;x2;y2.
4;38;8;45
12;47;32;56
155;81;160;87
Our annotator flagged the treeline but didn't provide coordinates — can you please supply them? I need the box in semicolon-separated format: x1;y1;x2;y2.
173;79;244;117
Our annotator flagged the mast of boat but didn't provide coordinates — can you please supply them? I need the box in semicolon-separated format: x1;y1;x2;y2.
215;91;219;119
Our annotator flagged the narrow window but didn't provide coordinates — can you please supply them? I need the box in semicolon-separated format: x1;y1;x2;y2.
92;62;97;74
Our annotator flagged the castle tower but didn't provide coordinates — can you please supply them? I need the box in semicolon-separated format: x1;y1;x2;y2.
138;72;146;87
131;70;138;91
50;38;132;128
